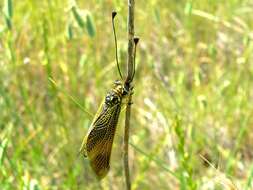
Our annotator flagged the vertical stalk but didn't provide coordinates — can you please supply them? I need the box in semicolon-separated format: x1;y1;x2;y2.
124;94;132;190
124;0;135;189
126;0;135;83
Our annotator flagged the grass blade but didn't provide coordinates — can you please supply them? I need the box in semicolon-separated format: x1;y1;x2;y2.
71;6;85;29
86;13;96;38
0;138;8;167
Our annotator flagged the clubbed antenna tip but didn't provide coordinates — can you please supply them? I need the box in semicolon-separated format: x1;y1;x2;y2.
111;10;123;80
134;37;139;44
129;37;140;82
112;11;117;19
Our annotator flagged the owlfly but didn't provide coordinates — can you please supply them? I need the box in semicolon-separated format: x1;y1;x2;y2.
79;11;139;179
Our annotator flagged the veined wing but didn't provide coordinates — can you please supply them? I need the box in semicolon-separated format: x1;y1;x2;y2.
79;101;105;157
86;102;122;179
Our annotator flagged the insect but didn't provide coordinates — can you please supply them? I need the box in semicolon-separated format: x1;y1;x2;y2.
79;11;139;179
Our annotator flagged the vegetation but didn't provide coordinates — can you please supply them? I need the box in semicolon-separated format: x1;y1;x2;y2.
0;0;252;189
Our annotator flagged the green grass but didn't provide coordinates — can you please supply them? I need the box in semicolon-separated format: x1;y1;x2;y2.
0;0;253;189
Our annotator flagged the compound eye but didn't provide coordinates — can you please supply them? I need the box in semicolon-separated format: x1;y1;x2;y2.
105;95;111;103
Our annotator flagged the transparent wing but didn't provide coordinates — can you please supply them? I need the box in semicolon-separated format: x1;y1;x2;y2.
86;102;122;179
79;101;105;157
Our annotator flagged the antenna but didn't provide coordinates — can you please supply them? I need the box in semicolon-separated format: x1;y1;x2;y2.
112;11;123;80
130;37;139;82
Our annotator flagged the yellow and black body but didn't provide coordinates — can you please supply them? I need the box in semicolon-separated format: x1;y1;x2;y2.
79;80;129;179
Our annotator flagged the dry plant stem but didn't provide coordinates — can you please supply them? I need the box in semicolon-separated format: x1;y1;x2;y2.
124;94;132;190
124;0;135;190
126;0;135;83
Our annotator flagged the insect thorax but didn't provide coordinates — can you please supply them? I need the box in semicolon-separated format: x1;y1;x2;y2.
105;80;129;106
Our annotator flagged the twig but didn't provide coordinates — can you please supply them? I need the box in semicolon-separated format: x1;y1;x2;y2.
124;94;132;190
124;0;135;189
125;0;135;84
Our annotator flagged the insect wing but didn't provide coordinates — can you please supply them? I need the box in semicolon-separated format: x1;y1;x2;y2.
86;102;122;179
79;101;105;157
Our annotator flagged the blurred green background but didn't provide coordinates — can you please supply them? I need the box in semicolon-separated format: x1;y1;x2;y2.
0;0;253;189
